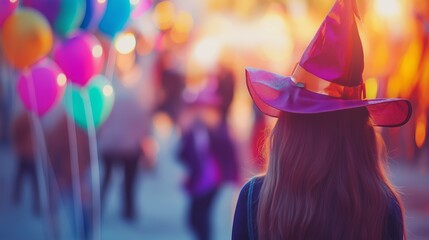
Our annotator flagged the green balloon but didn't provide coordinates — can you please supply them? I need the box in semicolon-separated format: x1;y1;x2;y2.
54;0;85;36
63;75;115;129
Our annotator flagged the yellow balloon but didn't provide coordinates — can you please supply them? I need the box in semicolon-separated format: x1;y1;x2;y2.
1;8;53;69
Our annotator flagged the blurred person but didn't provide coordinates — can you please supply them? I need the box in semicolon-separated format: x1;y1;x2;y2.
232;0;412;239
98;90;151;221
215;64;235;121
11;110;40;215
179;85;239;240
154;49;186;123
210;63;238;182
45;111;92;239
0;83;4;145
213;63;240;184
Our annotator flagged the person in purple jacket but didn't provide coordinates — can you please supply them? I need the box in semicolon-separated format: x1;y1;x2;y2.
232;0;412;239
179;84;239;240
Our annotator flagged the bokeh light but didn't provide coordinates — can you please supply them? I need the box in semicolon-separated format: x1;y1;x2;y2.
365;77;378;99
102;85;113;96
56;73;67;86
153;1;175;30
170;11;193;44
375;0;401;19
92;45;103;58
416;114;427;148
191;36;224;70
114;32;137;54
136;35;154;56
258;6;293;63
116;50;136;73
130;0;140;6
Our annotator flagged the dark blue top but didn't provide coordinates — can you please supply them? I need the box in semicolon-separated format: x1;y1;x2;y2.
232;177;404;240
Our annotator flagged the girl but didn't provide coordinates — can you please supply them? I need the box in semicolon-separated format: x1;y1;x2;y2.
232;0;412;239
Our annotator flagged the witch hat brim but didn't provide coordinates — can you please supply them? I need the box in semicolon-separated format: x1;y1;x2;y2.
246;67;412;127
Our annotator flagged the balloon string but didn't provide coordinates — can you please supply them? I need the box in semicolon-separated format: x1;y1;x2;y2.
1;39;16;122
105;43;117;81
82;90;101;240
65;91;85;240
0;38;5;97
26;70;57;240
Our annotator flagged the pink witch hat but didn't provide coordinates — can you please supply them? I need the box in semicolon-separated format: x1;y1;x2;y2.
246;0;412;127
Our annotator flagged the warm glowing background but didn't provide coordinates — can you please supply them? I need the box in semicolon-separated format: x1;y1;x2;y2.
1;0;429;239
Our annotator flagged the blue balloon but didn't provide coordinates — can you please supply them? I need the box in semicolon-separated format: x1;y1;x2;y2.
54;0;85;36
98;0;131;38
80;0;107;30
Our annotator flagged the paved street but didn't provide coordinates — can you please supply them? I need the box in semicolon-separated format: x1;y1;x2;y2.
0;127;238;240
0;131;428;240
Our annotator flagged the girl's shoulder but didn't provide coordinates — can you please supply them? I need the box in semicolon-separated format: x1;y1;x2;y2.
241;176;265;192
238;175;265;203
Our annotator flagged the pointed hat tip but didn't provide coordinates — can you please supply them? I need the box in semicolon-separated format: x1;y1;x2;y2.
299;0;364;87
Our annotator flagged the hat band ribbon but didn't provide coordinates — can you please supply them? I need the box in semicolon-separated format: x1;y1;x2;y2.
291;64;365;100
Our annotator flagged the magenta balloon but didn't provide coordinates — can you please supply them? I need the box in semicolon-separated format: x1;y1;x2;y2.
0;0;18;26
18;58;67;117
21;0;61;25
53;32;104;87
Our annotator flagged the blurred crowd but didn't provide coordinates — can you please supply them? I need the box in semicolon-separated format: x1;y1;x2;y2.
0;44;266;239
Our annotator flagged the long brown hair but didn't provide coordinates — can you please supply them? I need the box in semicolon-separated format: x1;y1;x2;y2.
257;108;405;239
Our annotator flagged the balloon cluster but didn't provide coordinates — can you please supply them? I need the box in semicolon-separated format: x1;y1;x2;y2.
0;0;142;128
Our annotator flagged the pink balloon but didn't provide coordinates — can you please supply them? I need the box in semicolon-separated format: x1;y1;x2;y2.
53;31;104;87
18;58;67;116
0;0;19;26
131;0;151;19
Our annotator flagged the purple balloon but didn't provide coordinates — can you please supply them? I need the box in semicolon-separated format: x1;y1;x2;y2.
21;0;61;25
18;58;66;116
0;0;18;26
81;0;107;30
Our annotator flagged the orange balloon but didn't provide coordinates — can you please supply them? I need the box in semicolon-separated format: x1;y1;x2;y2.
1;8;53;69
